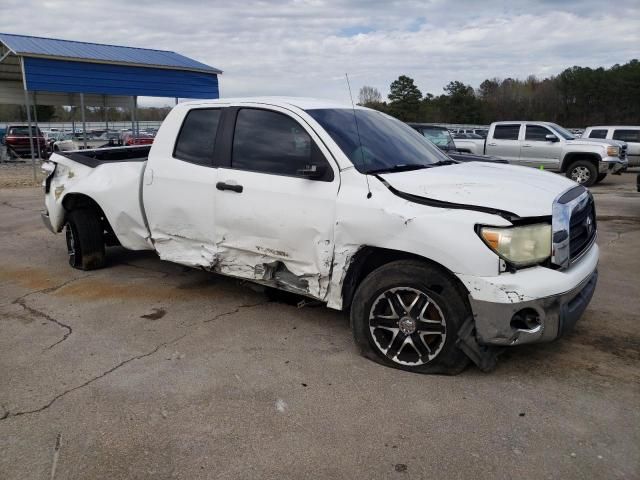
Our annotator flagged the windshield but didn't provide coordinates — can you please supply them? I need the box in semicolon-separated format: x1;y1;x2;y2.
306;109;449;173
548;123;575;140
419;127;455;150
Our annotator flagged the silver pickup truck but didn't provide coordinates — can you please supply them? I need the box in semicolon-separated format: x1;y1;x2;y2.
454;121;628;186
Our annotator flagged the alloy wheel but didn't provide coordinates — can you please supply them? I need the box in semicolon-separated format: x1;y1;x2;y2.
571;166;591;184
368;287;447;366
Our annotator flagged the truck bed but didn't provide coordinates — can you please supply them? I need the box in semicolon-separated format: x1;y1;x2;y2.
59;145;151;168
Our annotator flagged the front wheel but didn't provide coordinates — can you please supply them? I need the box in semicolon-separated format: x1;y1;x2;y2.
566;160;598;187
350;260;469;375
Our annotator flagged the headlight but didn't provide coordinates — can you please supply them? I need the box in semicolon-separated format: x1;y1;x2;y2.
606;146;619;157
479;223;552;267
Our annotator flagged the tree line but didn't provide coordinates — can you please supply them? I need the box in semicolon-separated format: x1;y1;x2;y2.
359;59;640;128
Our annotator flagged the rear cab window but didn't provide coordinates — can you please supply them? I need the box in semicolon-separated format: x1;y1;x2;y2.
231;108;333;181
493;124;521;140
612;129;640;143
587;129;608;139
173;108;222;166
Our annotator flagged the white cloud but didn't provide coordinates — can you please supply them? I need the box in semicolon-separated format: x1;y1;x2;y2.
1;0;638;106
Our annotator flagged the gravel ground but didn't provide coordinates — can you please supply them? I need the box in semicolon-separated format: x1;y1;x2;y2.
0;172;638;479
0;162;45;188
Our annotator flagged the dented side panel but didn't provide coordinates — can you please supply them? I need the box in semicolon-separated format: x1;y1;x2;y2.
324;169;513;309
213;168;338;299
45;154;152;251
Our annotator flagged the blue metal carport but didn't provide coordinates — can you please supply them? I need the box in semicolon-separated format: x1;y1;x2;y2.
0;32;222;173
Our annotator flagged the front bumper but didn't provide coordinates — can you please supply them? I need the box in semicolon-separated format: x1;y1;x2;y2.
470;269;597;346
601;156;628;173
459;242;599;346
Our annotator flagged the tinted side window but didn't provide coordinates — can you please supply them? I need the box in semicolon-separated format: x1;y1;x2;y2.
613;129;640;143
174;109;221;166
588;129;608;139
525;125;553;141
232;109;321;178
493;125;520;140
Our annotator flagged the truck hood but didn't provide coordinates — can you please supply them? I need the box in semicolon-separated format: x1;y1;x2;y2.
379;162;576;218
566;137;626;148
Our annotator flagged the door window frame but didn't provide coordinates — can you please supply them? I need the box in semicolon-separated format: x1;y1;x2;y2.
525;124;555;142
172;107;224;167
214;106;336;182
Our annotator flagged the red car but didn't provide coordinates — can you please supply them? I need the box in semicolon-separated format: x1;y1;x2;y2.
2;125;48;159
122;132;155;146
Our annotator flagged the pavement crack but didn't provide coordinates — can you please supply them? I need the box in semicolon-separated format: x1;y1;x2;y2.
13;298;73;351
0;334;186;422
0;200;39;212
202;301;268;323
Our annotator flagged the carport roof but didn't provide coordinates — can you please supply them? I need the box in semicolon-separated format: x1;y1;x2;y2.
0;32;222;74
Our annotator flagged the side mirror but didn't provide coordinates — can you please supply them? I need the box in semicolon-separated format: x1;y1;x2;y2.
297;163;326;180
546;134;559;142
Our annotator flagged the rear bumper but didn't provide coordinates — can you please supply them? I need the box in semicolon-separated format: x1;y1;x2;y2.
41;211;55;233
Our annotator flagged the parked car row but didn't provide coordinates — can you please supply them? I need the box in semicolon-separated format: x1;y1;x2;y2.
449;121;629;186
0;125;158;159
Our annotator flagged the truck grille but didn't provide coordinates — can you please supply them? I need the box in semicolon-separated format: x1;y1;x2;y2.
619;145;627;161
568;195;596;261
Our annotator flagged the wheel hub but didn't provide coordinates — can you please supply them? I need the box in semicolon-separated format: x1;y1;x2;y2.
398;316;416;334
368;287;447;366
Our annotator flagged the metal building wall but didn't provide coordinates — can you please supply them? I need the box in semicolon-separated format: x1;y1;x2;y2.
23;58;219;99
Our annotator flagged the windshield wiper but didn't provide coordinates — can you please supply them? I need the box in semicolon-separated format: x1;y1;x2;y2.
430;159;458;166
366;164;430;174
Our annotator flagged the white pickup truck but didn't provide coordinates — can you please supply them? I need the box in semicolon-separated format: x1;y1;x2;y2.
454;121;628;187
41;98;599;374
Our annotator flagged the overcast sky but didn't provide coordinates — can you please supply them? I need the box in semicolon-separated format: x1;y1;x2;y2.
2;0;639;106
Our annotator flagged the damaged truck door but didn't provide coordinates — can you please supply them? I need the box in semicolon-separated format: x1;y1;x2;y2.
41;97;599;375
213;106;338;298
143;108;223;266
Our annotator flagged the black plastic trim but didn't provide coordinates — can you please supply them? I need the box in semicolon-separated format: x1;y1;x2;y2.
557;184;587;204
58;146;150;168
375;175;520;221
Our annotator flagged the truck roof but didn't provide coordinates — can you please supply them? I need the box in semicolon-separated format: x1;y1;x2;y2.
585;125;640;129
491;121;558;126
177;96;361;110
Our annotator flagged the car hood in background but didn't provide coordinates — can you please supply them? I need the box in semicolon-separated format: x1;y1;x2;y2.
379;162;576;218
566;138;626;148
447;151;507;163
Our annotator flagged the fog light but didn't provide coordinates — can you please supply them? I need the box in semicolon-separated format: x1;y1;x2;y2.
510;308;541;332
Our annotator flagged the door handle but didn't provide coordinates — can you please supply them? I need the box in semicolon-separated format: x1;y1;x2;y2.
487;143;497;146
522;144;532;148
216;182;243;193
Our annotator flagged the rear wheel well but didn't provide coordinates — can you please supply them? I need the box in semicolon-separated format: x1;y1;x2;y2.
561;153;600;172
341;246;469;311
61;194;119;246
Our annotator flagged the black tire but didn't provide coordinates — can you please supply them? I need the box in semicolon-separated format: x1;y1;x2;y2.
595;173;607;184
64;209;106;270
350;260;470;375
566;160;598;187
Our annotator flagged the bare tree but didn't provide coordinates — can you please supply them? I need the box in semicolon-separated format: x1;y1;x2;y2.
358;86;382;106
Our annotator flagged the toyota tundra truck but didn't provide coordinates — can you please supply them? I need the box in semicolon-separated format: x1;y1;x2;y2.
454;121;628;187
40;98;599;374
